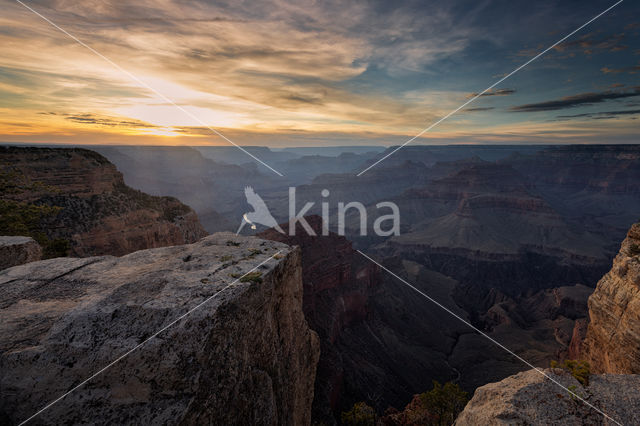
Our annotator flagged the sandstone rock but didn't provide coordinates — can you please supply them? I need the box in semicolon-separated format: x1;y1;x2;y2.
455;368;640;425
581;223;640;373
0;233;319;425
0;236;41;270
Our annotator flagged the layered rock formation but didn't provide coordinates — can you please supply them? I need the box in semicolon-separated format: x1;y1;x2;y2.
503;145;640;240
0;236;41;270
0;233;320;425
581;222;640;373
455;368;640;425
0;147;207;257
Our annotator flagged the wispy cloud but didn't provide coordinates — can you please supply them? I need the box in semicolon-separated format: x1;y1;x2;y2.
63;113;158;128
464;107;495;112
556;109;640;120
601;64;640;74
510;89;640;112
467;88;516;98
553;32;627;55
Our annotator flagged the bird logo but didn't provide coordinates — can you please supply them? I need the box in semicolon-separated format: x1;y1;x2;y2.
236;186;285;234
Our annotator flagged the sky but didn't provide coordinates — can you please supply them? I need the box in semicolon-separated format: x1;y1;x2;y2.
0;0;639;147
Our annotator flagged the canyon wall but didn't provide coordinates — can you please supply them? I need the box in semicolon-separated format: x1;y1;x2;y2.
259;216;381;423
0;233;319;425
0;146;207;257
581;222;640;373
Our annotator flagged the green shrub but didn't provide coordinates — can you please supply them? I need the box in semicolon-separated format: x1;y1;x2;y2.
420;381;469;425
0;199;69;258
43;238;71;258
550;359;591;386
240;271;262;283
341;402;376;426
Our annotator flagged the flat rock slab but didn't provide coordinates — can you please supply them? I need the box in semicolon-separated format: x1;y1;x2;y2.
0;233;319;425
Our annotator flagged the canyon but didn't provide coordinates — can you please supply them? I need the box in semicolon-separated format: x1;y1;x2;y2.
2;144;639;424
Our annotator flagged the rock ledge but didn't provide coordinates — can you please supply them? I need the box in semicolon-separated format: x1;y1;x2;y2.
0;233;319;425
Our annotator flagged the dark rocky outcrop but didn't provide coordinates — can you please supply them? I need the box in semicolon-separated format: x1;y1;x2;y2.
0;233;319;425
0;146;207;257
0;236;41;270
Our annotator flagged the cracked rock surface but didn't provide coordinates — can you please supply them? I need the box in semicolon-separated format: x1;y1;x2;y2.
0;233;319;425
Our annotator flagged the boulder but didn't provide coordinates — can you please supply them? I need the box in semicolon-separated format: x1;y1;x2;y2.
0;236;41;270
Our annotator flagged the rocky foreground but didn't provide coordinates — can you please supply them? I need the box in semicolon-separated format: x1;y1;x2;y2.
0;233;319;425
455;368;640;425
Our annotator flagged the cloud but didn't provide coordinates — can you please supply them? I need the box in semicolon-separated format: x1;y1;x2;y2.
467;88;516;98
464;107;495;112
556;109;640;120
553;32;627;55
510;89;640;112
0;0;490;136
64;113;157;128
601;65;640;74
1;0;640;145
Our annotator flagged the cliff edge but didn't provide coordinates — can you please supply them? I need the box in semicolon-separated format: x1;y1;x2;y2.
581;222;640;373
0;233;320;425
